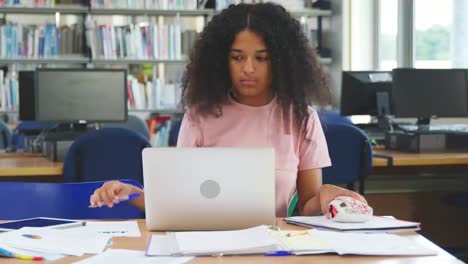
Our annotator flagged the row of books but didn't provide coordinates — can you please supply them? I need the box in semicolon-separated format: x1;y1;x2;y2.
91;0;198;10
0;70;19;112
87;22;198;60
127;74;181;111
0;0;83;6
0;23;83;58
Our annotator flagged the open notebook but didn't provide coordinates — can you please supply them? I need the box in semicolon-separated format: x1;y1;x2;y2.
285;216;420;232
145;225;436;257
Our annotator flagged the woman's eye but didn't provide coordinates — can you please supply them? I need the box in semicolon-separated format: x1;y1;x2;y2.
257;57;269;61
231;56;243;61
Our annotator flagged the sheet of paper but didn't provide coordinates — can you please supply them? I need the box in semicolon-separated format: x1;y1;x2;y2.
62;221;141;237
146;234;180;256
286;216;420;232
269;230;333;252
0;227;111;256
175;225;279;255
74;249;193;264
312;229;437;256
0;244;65;261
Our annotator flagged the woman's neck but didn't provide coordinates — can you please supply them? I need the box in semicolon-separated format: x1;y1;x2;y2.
232;92;274;107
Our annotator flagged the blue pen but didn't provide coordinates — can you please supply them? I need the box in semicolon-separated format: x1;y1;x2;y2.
264;250;293;256
89;193;141;208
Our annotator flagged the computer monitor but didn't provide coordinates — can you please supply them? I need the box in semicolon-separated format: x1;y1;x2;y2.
35;69;127;124
18;71;35;121
340;71;393;117
392;68;468;125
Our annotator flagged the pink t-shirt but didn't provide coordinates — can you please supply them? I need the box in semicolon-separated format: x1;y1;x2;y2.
177;97;331;217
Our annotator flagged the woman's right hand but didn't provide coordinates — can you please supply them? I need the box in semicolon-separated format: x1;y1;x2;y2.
89;180;141;208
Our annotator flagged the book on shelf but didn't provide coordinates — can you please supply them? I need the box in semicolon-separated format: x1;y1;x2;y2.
86;21;197;61
127;74;181;111
0;0;85;7
0;22;83;59
91;0;198;10
0;69;19;112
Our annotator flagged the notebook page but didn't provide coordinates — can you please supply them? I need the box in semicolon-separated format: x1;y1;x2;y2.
174;225;279;255
312;230;437;256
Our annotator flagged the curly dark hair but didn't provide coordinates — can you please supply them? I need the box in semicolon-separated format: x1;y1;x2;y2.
182;2;331;129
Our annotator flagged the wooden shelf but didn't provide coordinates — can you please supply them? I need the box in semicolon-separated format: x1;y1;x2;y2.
291;8;332;17
91;58;187;64
90;7;214;16
0;55;89;64
0;5;88;14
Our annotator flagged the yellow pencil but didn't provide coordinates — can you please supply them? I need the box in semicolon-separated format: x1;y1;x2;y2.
286;230;311;237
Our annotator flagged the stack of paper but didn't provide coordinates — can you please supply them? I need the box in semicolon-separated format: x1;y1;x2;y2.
269;230;334;255
0;227;111;256
285;216;420;232
74;249;192;264
146;225;281;256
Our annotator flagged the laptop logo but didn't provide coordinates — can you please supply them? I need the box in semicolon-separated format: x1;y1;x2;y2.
200;180;220;199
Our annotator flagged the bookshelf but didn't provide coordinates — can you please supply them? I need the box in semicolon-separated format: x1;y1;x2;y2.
0;1;335;116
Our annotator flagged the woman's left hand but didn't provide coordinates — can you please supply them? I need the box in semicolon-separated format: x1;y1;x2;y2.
319;184;367;217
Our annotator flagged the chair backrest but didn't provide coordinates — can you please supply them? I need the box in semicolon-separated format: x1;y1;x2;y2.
102;115;150;140
287;123;372;217
11;121;57;149
322;123;373;186
0;121;12;149
318;109;353;125
168;119;182;146
63;128;151;184
0;180;143;220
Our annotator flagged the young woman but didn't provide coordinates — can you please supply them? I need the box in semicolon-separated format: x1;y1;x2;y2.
90;3;366;217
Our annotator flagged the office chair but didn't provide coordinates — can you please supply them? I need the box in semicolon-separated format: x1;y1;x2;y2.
63;128;151;184
10;121;57;150
288;123;373;217
0;180;143;220
317;109;353;125
0;121;12;149
168;119;182;146
102;115;150;140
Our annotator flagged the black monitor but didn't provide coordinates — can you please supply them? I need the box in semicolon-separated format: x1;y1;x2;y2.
392;68;468;125
35;69;127;124
340;71;393;116
18;71;36;121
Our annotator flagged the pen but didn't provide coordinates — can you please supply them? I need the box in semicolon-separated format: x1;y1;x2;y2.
89;193;141;208
264;250;293;256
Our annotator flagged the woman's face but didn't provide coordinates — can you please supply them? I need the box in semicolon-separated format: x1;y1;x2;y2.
229;30;273;106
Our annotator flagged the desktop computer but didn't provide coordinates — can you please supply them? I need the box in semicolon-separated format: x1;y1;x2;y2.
386;68;468;152
31;68;128;161
340;71;393;143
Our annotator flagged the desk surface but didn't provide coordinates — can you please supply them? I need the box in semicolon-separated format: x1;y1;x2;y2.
1;219;462;264
0;152;63;177
373;149;468;167
2;149;468;177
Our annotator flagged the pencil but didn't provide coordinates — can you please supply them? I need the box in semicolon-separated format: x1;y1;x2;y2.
286;230;311;237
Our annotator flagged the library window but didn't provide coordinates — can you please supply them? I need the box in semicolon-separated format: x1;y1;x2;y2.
378;0;398;70
414;0;453;69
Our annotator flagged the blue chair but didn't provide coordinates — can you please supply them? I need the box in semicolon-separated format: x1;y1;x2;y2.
0;180;143;220
288;123;373;216
102;115;150;140
63;128;151;184
317;109;353;125
11;121;57;150
168;119;182;147
0;121;12;149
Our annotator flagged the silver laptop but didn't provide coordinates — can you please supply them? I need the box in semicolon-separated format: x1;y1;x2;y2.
142;147;276;231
